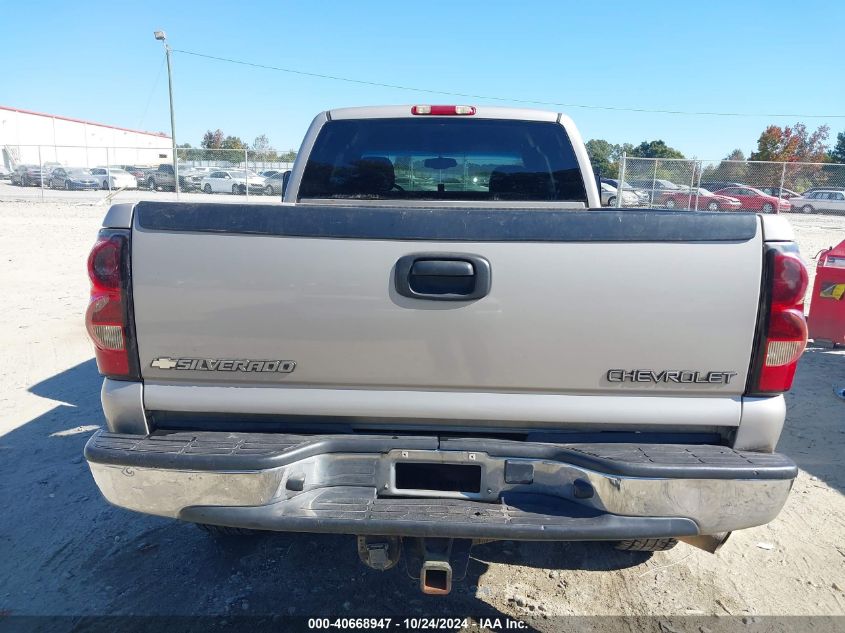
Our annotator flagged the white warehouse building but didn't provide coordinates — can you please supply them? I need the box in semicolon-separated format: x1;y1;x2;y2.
0;105;172;171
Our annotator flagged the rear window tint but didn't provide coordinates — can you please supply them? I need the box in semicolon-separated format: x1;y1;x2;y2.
299;118;587;202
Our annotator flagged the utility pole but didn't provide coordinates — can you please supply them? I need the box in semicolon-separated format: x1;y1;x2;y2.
154;30;179;200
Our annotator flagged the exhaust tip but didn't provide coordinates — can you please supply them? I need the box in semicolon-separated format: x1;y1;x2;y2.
420;561;452;595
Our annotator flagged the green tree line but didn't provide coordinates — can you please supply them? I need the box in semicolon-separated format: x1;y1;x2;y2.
587;122;845;180
177;130;297;164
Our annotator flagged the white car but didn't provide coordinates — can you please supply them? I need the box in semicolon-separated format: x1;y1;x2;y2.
600;182;638;207
200;169;267;195
184;166;213;178
790;190;845;215
90;167;138;190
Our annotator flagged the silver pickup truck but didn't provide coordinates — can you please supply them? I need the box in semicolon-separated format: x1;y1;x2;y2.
84;105;808;595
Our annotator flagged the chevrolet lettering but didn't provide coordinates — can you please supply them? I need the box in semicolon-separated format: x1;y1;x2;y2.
606;369;738;384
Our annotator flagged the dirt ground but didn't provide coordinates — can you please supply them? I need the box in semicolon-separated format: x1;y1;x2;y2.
0;200;843;630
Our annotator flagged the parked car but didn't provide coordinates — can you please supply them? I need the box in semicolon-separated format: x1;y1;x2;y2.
600;182;638;207
145;164;201;192
117;165;151;184
663;188;742;211
630;178;684;191
263;170;290;196
628;178;685;205
601;178;649;205
11;164;48;187
201;169;266;194
712;186;791;213
175;168;212;189
801;186;845;196
259;169;283;178
184;166;213;178
789;190;845;215
0;165;11;180
84;106;805;596
600;182;615;206
758;187;801;199
90;167;138;190
700;181;746;193
49;167;100;190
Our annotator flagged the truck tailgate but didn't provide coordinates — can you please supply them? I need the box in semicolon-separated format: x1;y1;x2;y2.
131;203;762;426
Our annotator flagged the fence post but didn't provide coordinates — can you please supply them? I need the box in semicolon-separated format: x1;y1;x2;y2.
173;146;180;201
38;145;44;201
651;159;658;207
687;159;695;209
694;160;703;210
244;149;249;201
779;161;787;201
615;152;627;208
106;147;112;193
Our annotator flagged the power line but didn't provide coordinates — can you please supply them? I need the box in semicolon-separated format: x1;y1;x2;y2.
173;48;845;119
137;55;167;129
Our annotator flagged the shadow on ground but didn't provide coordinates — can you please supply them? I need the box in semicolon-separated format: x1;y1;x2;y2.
778;344;845;495
0;359;648;625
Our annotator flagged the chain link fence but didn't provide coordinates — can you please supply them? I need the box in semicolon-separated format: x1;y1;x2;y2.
611;156;845;214
4;142;845;214
0;144;294;203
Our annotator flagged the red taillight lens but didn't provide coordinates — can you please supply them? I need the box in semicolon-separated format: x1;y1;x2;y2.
749;249;808;394
89;236;122;289
771;253;808;307
411;105;476;116
85;230;139;380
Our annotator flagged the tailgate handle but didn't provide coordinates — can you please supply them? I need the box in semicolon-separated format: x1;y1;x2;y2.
395;253;491;301
411;260;473;277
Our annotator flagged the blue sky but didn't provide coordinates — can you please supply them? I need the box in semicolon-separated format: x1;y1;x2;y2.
2;0;843;159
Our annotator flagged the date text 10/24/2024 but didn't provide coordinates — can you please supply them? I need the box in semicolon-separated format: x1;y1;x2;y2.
307;618;529;630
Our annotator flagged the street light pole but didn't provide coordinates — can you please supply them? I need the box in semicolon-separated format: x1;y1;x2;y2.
154;30;179;200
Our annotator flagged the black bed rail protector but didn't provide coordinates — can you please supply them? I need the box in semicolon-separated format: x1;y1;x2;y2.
84;430;797;480
134;201;758;243
178;489;699;541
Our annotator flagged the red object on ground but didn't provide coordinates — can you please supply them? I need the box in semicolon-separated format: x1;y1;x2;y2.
807;238;845;345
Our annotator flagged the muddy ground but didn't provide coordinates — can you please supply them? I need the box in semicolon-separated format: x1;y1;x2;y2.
0;201;843;631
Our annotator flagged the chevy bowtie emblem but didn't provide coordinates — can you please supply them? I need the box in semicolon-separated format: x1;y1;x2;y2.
150;357;178;369
150;357;296;373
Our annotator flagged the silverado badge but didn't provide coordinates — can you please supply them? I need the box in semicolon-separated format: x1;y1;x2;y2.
150;357;296;373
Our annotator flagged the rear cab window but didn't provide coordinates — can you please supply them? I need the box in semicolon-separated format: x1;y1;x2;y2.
298;118;587;203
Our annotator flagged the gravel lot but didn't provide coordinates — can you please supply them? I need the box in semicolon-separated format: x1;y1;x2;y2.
0;199;843;630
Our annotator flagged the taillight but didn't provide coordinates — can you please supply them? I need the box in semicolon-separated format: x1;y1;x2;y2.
748;248;808;394
771;253;808;307
85;229;140;380
411;105;476;116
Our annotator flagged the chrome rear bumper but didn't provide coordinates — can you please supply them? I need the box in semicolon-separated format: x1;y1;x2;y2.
85;431;796;539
